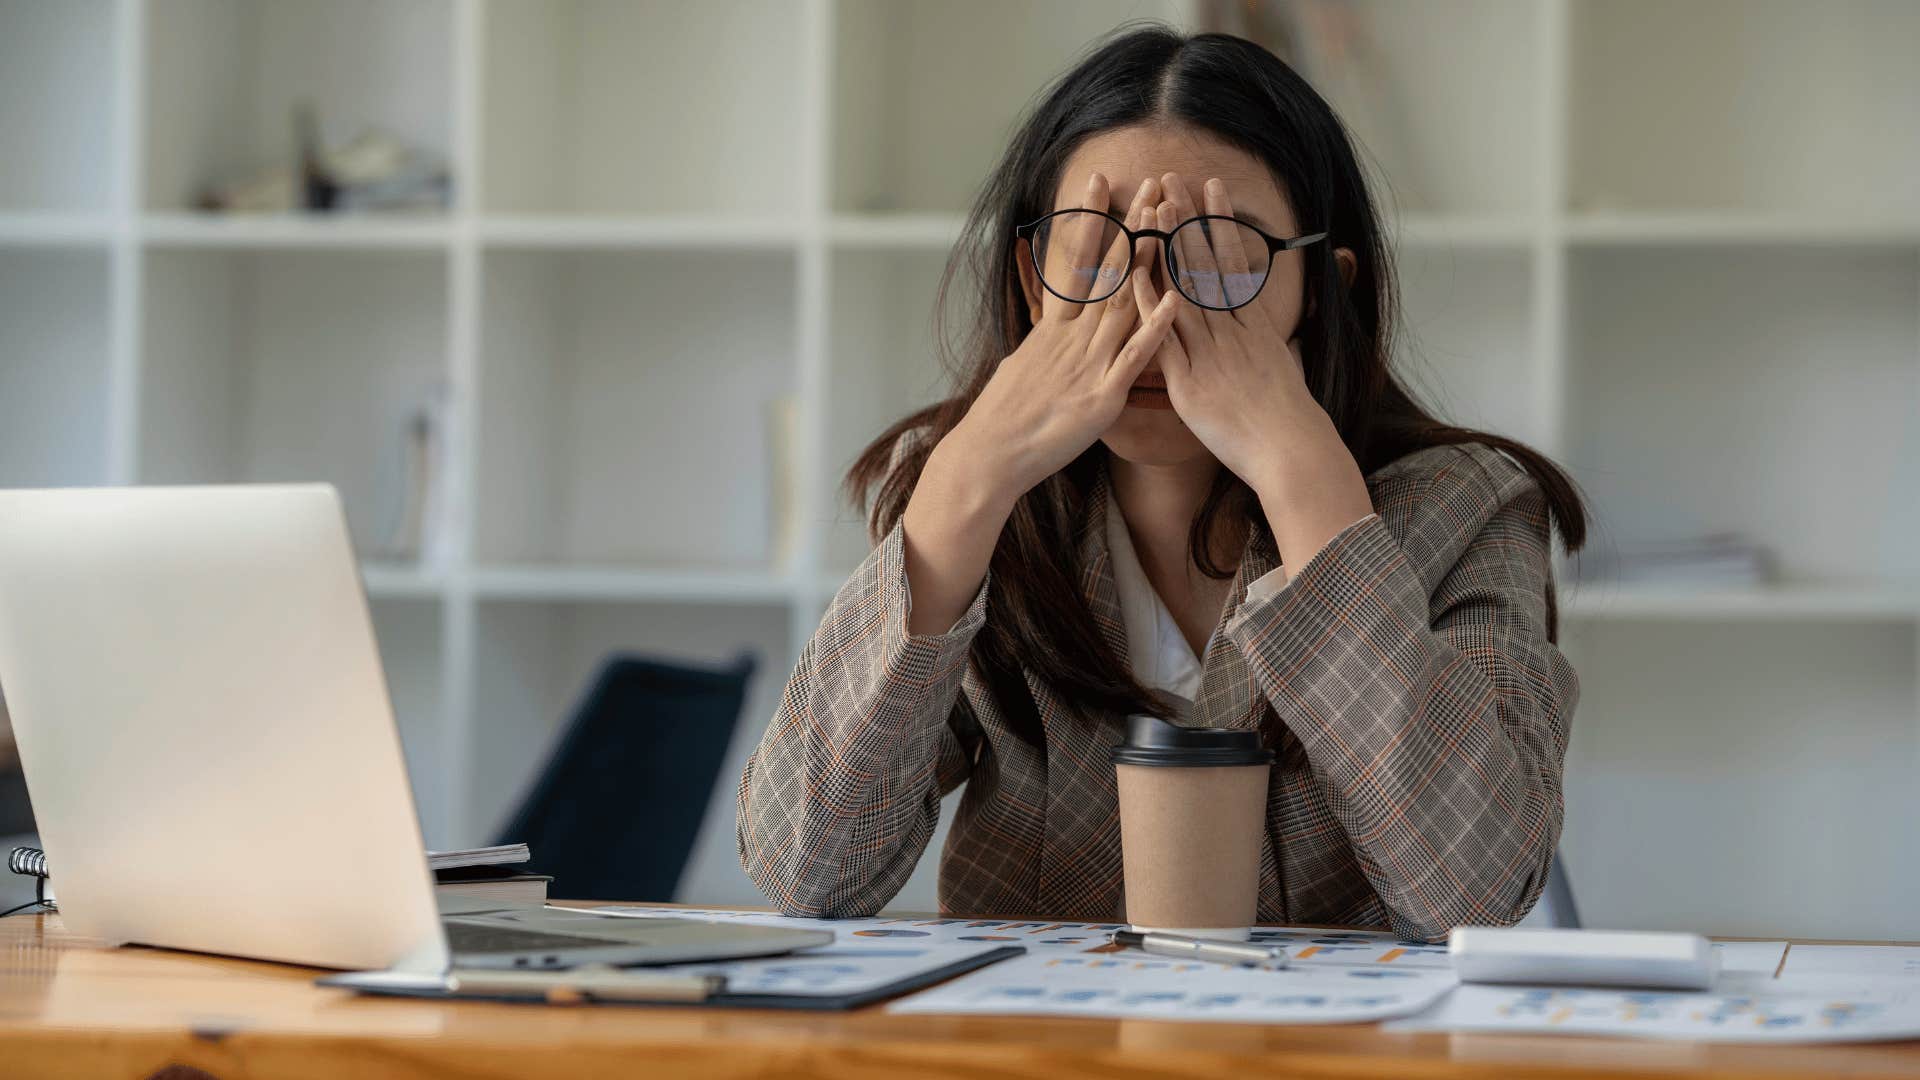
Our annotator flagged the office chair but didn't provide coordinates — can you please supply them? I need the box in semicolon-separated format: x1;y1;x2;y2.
493;651;757;902
1545;850;1582;929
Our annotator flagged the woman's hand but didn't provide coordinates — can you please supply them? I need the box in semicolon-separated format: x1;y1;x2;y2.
944;172;1180;503
1137;172;1375;579
898;172;1179;636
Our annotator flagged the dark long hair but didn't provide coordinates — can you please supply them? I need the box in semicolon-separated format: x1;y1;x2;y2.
844;25;1588;743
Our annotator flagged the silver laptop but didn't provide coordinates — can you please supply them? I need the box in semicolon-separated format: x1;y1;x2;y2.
0;483;828;974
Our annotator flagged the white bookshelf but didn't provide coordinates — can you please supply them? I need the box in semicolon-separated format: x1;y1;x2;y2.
0;0;1915;936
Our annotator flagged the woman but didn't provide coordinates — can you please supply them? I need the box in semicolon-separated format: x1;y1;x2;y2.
736;27;1584;943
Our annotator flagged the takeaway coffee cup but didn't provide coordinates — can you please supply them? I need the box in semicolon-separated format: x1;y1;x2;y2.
1111;713;1274;941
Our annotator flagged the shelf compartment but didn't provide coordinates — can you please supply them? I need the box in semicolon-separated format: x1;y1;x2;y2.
1560;619;1918;939
480;0;804;216
821;249;953;575
831;0;1189;214
0;249;113;488
1569;0;1920;216
0;0;116;213
1393;247;1541;448
144;0;453;213
1564;247;1920;587
138;249;451;559
475;249;798;569
1289;0;1540;217
469;598;792;902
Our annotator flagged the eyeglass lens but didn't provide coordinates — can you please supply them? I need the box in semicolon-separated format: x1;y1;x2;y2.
1032;210;1272;310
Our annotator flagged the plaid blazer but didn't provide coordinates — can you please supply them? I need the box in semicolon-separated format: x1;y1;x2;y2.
737;440;1577;942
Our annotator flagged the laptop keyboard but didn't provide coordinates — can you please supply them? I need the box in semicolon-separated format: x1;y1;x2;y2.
442;920;635;954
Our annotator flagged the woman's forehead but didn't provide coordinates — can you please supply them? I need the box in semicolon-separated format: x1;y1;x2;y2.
1052;126;1287;220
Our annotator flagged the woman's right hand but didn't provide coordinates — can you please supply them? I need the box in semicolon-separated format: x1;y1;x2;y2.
942;173;1180;502
896;173;1177;638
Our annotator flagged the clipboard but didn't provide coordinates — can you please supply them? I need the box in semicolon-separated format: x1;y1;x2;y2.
319;945;1023;1011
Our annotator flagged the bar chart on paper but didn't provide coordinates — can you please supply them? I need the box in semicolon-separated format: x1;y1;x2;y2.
1387;983;1920;1044
887;953;1459;1023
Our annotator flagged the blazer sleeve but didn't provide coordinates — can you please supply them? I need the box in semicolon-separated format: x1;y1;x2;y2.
735;484;990;918
1224;448;1577;943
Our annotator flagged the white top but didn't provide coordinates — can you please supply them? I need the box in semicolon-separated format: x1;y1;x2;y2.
1104;484;1290;720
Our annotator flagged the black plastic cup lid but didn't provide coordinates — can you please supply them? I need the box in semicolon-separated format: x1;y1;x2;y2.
1110;713;1275;768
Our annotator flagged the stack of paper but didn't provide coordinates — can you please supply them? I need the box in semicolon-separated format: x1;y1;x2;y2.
598;907;1920;1043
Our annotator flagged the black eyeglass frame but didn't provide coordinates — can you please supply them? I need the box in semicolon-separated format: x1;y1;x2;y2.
1014;208;1330;312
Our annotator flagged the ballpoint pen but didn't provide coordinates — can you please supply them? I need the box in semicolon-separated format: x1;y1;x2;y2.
1111;930;1290;970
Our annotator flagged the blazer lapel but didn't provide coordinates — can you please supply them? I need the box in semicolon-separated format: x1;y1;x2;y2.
1028;461;1128;916
1076;460;1130;663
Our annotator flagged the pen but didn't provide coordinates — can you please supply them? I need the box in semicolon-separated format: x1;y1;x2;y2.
1111;930;1289;970
445;964;726;1004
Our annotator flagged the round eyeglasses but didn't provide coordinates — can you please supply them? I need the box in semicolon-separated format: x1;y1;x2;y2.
1015;208;1328;312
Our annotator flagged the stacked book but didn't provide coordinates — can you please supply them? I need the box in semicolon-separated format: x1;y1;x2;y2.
1580;533;1773;590
428;843;550;904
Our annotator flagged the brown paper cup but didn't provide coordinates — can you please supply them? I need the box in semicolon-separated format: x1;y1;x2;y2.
1111;714;1274;941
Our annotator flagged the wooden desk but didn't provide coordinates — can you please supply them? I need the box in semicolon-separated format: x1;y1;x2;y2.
3;910;1917;1080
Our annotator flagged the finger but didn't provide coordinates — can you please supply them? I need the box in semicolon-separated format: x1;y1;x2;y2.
1097;178;1159;309
1105;286;1180;394
1200;177;1281;342
1045;171;1110;319
1084;264;1146;364
1202;177;1256;290
1129;264;1182;373
1076;187;1155;344
1129;233;1166;323
1144;264;1196;398
1157;198;1214;352
1160;173;1224;310
1063;175;1156;323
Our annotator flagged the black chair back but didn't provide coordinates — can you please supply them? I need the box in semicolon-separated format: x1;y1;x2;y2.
493;651;756;902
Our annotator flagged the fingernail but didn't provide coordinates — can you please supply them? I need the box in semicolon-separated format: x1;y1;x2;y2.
1137;178;1153;199
1205;178;1223;196
1087;172;1103;195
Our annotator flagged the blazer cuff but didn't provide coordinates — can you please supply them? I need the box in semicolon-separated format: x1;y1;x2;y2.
1243;564;1290;605
1223;511;1427;734
875;516;990;672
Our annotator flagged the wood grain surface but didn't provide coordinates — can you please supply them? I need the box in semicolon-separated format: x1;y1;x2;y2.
2;907;1917;1079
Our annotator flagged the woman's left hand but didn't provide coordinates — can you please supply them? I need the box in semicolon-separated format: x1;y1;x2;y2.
1137;172;1376;574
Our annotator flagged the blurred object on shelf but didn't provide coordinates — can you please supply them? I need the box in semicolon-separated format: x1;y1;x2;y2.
1194;0;1426;209
371;375;451;565
297;101;341;210
1194;0;1300;60
196;102;451;215
768;393;801;573
1576;533;1776;590
1190;0;1436;209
